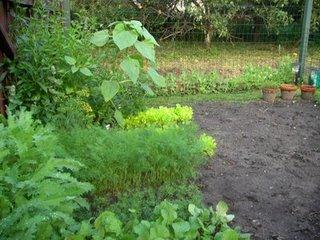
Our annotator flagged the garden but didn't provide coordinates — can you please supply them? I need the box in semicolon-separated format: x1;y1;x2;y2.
0;1;320;239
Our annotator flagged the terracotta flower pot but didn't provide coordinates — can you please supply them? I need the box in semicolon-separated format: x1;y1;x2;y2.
280;84;297;101
262;88;277;103
300;84;316;100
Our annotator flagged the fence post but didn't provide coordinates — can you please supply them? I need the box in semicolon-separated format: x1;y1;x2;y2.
298;0;313;83
62;0;71;28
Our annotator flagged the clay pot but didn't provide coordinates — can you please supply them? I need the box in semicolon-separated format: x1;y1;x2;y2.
262;88;277;103
280;84;297;101
300;84;316;100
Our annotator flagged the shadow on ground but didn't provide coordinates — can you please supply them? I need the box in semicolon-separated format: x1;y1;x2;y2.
194;100;320;240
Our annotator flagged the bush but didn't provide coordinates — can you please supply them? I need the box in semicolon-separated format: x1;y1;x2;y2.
0;111;93;239
58;124;212;194
125;104;193;129
69;200;250;239
8;14;97;123
8;9;163;127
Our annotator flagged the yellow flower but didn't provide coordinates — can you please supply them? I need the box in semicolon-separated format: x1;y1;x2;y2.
81;102;93;113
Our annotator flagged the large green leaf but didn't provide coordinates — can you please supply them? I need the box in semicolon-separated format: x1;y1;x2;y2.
114;110;124;128
141;27;159;46
101;81;119;102
120;57;140;83
134;40;155;63
90;30;109;47
216;201;228;216
80;67;93;77
71;66;79;73
214;229;239;240
147;68;166;87
149;224;170;239
94;211;123;236
64;56;76;65
113;23;138;50
172;221;190;238
141;83;155;96
126;20;143;34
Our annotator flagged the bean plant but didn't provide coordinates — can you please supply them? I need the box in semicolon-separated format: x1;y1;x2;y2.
89;20;166;126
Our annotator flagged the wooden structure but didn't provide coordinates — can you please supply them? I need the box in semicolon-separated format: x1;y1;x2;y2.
0;0;33;115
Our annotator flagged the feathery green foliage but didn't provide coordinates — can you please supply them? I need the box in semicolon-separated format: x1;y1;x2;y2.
0;111;93;239
58;124;210;194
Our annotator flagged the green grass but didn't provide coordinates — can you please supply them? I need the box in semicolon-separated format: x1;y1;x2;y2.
157;41;320;78
145;91;262;107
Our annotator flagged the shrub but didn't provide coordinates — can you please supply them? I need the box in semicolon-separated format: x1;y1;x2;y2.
58;124;211;194
69;200;250;239
0;111;93;239
125;104;193;129
9;8;164;127
8;14;97;123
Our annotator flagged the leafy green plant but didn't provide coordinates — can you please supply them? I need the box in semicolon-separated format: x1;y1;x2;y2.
88;20;166;125
156;71;226;96
8;13;97;123
9;8;163;126
273;56;294;84
58;124;210;194
199;133;217;157
227;65;274;92
0;111;93;239
69;200;250;239
106;183;203;223
125;104;193;129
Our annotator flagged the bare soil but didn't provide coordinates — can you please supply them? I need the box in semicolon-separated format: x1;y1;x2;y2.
194;100;320;240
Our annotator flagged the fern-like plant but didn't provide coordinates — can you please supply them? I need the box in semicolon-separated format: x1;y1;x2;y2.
0;111;93;239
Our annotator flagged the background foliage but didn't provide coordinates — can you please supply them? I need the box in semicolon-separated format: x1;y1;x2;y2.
73;0;320;44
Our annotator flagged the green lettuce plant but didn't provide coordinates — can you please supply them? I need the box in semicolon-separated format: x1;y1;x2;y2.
199;133;217;157
124;104;193;129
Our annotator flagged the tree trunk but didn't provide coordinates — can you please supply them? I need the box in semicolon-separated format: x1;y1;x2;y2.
205;27;213;47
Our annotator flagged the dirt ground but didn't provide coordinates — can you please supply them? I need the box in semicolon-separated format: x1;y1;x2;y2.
194;100;320;240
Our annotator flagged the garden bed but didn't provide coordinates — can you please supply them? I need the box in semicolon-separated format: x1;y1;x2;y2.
195;100;320;240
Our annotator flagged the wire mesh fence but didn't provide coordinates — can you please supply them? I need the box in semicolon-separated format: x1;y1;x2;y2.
74;1;320;82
